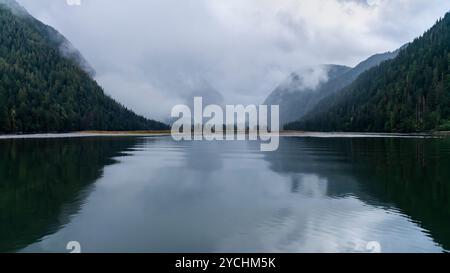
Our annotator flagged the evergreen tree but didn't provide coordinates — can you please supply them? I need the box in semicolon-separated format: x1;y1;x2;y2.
0;3;168;133
286;12;450;133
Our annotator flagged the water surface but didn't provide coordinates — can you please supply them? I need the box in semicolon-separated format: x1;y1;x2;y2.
1;136;450;253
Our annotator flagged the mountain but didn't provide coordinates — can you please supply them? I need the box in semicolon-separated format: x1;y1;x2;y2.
0;0;168;133
264;65;350;125
184;79;225;109
264;50;399;126
286;12;450;132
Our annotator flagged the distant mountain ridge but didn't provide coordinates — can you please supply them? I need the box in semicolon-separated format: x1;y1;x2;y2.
264;49;400;125
0;0;168;133
286;12;450;132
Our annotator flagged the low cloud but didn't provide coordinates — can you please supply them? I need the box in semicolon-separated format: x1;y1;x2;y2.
16;0;450;121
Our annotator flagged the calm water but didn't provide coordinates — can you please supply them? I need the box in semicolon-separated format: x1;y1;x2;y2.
1;136;450;253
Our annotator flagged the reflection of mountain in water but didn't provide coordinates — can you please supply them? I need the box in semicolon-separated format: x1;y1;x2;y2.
263;137;450;251
0;137;139;252
348;138;450;252
263;137;362;198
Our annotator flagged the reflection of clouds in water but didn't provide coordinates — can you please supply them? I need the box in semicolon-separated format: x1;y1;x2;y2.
292;174;328;197
218;192;439;252
183;141;224;172
22;138;442;253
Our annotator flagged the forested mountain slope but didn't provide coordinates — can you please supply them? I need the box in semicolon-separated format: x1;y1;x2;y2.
264;65;350;125
265;50;399;126
286;12;450;132
0;1;168;133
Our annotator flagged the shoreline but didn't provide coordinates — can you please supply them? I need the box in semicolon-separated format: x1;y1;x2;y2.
280;131;449;138
0;131;171;139
0;130;449;140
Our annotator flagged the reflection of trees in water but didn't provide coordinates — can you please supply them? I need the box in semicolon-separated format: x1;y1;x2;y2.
347;138;450;252
263;137;361;197
0;137;140;253
263;137;450;252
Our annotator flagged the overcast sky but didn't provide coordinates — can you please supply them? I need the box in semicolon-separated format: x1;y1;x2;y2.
16;0;450;121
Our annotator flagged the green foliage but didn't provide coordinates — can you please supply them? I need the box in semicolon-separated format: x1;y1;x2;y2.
438;120;450;131
286;12;450;133
0;137;139;252
0;5;168;133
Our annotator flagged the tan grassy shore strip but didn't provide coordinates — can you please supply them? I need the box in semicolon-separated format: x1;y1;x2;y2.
279;131;447;138
1;130;449;140
80;131;438;138
433;131;450;137
83;130;450;138
81;130;171;135
0;131;171;139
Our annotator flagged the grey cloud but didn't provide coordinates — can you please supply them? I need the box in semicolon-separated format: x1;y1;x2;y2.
15;0;450;121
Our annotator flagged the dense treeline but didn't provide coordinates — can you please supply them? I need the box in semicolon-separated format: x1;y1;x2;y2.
0;4;168;133
286;12;450;132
